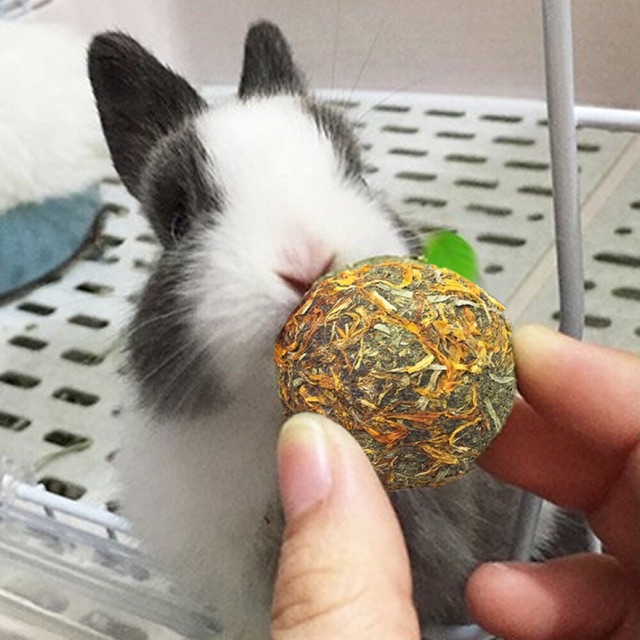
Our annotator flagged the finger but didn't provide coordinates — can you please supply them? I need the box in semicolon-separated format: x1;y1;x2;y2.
466;554;640;640
478;325;640;569
272;413;420;640
512;325;640;455
479;397;611;508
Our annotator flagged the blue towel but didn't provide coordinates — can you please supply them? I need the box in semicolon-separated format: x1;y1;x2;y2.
0;185;102;301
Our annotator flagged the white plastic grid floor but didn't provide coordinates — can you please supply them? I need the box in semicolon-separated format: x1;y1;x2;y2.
0;89;639;639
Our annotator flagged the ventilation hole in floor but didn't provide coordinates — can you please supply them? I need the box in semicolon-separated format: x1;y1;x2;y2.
100;234;125;247
518;185;553;197
404;196;447;208
0;371;40;389
577;142;601;153
325;99;359;109
17;301;55;316
61;349;105;366
42;273;63;285
133;258;153;271
43;430;91;448
388;147;428;157
106;499;121;513
373;104;410;113
39;476;86;500
505;159;550;171
82;247;120;264
7;587;70;614
479;114;523;124
635;327;640;337
425;109;465;118
75;282;115;295
584;280;596;291
612;287;640;301
135;233;159;245
493;136;536;146
436;130;475;140
68;314;110;329
360;142;372;151
614;226;633;235
527;212;545;221
445;153;487;164
455;177;499;190
99;202;129;216
0;410;31;431
593;252;640;268
9;335;48;350
477;234;526;247
52;387;100;407
466;203;512;217
631;200;640;210
537;118;549;127
552;311;612;328
83;611;148;640
484;264;504;274
381;124;419;134
396;171;437;182
364;164;379;174
585;315;612;328
418;224;447;234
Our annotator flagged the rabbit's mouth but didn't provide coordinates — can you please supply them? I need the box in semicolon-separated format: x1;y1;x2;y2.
278;254;335;297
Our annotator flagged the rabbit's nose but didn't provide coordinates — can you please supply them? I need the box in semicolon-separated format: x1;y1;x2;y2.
278;254;335;296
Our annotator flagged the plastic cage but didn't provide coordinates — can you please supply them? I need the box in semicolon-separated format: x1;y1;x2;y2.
1;1;639;639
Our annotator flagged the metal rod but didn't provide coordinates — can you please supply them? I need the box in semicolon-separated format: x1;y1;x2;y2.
509;0;588;566
542;0;585;341
575;106;640;132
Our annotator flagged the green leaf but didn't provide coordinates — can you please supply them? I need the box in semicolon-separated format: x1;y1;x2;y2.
421;231;479;283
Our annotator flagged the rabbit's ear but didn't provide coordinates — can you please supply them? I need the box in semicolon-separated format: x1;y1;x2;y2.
88;31;206;198
239;21;306;99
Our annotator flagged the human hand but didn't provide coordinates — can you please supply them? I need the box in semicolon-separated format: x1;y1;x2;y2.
468;324;640;640
271;325;640;640
270;412;420;640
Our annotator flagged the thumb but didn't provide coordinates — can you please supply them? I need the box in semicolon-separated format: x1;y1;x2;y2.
271;413;420;640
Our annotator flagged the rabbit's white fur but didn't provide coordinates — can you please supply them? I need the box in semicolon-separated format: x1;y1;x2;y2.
191;97;408;388
0;23;110;212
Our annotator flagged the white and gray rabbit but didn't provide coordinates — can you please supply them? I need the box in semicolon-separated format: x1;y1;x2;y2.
88;21;588;639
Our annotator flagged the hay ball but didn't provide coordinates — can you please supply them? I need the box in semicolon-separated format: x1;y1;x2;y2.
274;257;516;489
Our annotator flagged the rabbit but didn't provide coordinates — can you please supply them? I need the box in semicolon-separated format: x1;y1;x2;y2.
0;23;110;212
88;21;589;639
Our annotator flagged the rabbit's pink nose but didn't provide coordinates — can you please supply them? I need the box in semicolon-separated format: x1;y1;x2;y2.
279;254;335;296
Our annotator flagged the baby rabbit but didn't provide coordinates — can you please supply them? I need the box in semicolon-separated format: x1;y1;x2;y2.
89;21;587;639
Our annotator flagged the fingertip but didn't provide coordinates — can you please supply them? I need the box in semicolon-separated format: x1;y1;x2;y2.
512;323;567;374
513;323;558;346
466;562;525;636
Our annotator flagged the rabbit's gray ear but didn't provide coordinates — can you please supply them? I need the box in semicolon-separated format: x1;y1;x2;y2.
88;31;206;198
239;21;306;99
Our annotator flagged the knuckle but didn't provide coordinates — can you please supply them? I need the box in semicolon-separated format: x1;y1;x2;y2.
271;536;370;635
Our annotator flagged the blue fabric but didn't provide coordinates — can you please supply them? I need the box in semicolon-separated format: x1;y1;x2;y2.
0;186;102;300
